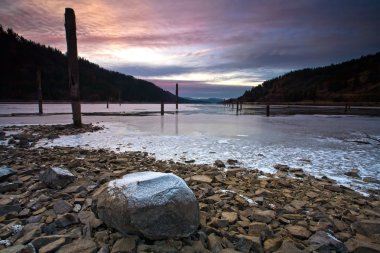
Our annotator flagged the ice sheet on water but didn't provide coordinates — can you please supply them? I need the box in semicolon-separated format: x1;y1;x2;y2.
38;115;380;193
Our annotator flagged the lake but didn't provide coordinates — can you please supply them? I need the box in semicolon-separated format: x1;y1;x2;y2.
1;103;379;194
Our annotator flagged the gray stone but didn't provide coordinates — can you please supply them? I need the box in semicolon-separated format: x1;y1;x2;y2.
39;167;75;189
308;231;348;252
56;213;79;227
53;200;73;215
274;164;289;171
214;160;226;168
97;172;199;240
351;219;380;236
234;235;263;253
0;182;18;193
0;204;21;216
0;167;16;181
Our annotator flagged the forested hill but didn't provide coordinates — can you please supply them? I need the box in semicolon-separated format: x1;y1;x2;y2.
239;52;380;103
0;25;184;102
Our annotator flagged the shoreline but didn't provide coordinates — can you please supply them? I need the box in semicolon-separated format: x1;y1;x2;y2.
1;125;380;252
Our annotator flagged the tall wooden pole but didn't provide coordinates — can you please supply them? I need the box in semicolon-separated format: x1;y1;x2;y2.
65;8;82;127
175;83;179;112
36;68;43;115
161;101;164;115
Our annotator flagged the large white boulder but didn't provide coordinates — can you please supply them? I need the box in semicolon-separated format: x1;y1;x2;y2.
96;172;199;240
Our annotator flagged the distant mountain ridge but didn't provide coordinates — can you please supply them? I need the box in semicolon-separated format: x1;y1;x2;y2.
0;25;186;102
239;52;380;103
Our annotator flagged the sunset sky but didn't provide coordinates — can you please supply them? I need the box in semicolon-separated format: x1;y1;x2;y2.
1;0;379;98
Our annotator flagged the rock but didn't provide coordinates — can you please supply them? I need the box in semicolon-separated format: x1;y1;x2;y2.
264;237;282;253
307;231;348;252
221;212;238;224
39;167;75;189
39;237;68;253
31;235;71;250
97;172;199;240
227;159;238;165
275;239;304;253
15;223;43;244
344;238;380;253
207;233;223;253
286;225;311;240
209;218;229;228
0;182;18;193
2;204;22;217
289;200;307;210
56;238;97;253
214;160;225;168
0;244;36;253
248;222;271;240
111;236;137;253
251;209;275;223
190;175;213;184
363;177;380;184
27;215;42;223
351;219;380;236
73;204;81;213
344;168;360;178
234;235;263;253
273;164;289;171
0;167;16;181
56;213;79;227
78;211;103;228
53;200;73;215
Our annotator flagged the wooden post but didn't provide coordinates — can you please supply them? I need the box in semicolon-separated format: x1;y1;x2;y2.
107;97;109;109
36;68;43;115
65;8;82;127
161;101;164;115
236;100;239;114
175;83;178;112
266;104;270;117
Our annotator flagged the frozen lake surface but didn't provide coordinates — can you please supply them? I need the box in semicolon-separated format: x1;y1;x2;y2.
1;103;380;193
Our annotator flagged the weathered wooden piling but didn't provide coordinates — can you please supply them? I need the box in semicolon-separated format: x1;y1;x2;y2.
36;68;43;115
236;100;239;114
107;97;109;109
65;8;82;127
161;101;164;115
176;83;179;111
266;104;270;116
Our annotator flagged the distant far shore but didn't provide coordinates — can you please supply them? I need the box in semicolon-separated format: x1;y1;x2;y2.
1;100;380;107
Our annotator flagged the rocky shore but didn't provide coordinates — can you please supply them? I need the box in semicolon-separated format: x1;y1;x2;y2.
0;125;380;253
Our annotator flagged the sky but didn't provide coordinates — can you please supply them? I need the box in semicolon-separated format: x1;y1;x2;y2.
1;0;379;98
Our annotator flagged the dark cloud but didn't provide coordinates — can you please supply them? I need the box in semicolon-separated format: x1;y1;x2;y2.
1;0;379;98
